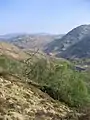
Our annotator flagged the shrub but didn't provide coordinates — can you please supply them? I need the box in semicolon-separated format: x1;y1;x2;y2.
24;57;90;107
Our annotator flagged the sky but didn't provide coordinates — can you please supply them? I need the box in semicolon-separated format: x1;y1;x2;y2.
0;0;90;34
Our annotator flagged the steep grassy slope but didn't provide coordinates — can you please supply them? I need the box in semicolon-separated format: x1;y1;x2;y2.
0;50;90;108
0;43;90;119
0;55;23;75
0;42;29;60
24;56;90;107
0;73;79;120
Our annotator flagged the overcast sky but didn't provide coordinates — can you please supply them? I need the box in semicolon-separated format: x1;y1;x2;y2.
0;0;90;34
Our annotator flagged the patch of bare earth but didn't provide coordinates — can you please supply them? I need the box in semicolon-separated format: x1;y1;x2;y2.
0;74;78;120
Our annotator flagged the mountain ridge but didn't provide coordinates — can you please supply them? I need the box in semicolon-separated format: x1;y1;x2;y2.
44;24;90;59
0;34;64;51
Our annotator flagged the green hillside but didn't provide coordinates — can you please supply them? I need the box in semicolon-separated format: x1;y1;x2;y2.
0;54;90;108
0;51;90;119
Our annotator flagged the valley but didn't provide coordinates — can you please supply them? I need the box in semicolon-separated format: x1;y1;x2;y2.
0;24;90;119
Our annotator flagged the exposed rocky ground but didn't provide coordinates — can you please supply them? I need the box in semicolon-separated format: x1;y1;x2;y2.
0;73;79;120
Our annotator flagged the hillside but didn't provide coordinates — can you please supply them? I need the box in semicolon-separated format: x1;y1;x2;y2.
59;35;90;59
0;42;90;119
0;73;78;120
44;24;90;59
0;50;80;120
0;42;29;60
0;34;63;50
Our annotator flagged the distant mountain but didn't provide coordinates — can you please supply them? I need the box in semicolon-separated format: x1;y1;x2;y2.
44;24;90;59
0;33;63;50
59;35;90;59
0;33;26;40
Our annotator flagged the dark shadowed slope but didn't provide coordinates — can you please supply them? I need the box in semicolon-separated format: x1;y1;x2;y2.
58;35;90;59
44;24;90;58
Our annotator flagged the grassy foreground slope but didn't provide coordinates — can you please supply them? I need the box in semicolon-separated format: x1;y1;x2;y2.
24;56;90;107
0;51;90;108
0;56;80;120
0;73;78;120
0;42;90;119
0;42;30;62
